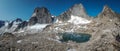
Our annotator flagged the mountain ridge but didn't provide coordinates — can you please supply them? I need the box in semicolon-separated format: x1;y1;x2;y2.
0;3;120;33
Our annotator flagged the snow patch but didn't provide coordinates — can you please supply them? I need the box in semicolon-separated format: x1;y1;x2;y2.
109;19;112;22
31;42;39;44
25;24;49;33
29;24;48;30
18;30;24;33
55;19;59;23
67;49;77;51
52;16;55;18
54;27;64;31
58;21;62;23
66;29;74;32
55;18;62;23
17;40;22;43
55;36;60;40
32;13;36;17
103;29;111;33
4;22;9;26
47;37;61;43
68;15;91;24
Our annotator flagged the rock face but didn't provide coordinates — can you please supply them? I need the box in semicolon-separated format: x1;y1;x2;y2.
0;20;5;28
0;18;23;34
58;3;89;22
28;7;52;25
98;5;120;20
8;18;22;29
15;21;28;31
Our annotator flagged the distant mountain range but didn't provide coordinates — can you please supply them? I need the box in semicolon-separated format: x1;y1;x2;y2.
0;3;120;34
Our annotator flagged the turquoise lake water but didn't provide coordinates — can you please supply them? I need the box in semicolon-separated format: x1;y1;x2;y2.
59;32;91;43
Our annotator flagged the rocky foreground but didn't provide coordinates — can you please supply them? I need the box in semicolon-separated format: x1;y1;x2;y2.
0;20;120;51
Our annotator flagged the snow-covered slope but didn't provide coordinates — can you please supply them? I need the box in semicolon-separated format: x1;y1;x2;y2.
19;24;49;34
0;19;22;34
68;15;91;24
28;24;48;30
0;21;9;34
8;21;22;32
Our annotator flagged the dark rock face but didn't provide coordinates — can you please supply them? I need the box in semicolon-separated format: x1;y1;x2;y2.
58;3;89;22
0;20;5;28
18;21;28;29
58;10;71;21
8;18;23;29
15;18;22;22
29;17;38;25
8;21;14;29
28;7;52;25
116;34;120;42
15;21;28;31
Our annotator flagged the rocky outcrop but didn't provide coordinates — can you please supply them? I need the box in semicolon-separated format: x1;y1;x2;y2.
15;21;28;31
0;18;23;34
58;3;89;22
29;17;38;25
82;5;120;51
8;18;22;29
0;20;5;28
28;7;52;25
98;5;120;20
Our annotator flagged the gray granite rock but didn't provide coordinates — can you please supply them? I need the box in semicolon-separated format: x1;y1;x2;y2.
58;3;90;22
28;7;52;25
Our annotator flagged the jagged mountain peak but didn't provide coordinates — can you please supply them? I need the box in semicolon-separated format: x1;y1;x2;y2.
102;5;114;14
72;3;84;9
32;7;50;17
34;7;49;14
29;7;52;25
14;21;28;31
58;3;89;22
70;3;88;17
14;18;22;22
97;5;119;19
8;18;23;29
31;7;50;17
96;5;120;23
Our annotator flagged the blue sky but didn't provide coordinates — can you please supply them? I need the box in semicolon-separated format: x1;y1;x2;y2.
0;0;120;21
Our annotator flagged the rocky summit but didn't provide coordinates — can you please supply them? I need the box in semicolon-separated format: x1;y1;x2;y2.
28;7;52;25
0;3;120;51
58;3;90;22
98;5;120;20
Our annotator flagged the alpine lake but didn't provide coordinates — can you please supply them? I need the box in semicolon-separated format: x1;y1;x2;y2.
59;32;91;43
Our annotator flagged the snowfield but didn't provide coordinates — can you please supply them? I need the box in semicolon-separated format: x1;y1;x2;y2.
29;24;48;30
18;24;49;34
0;21;22;34
68;15;91;24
